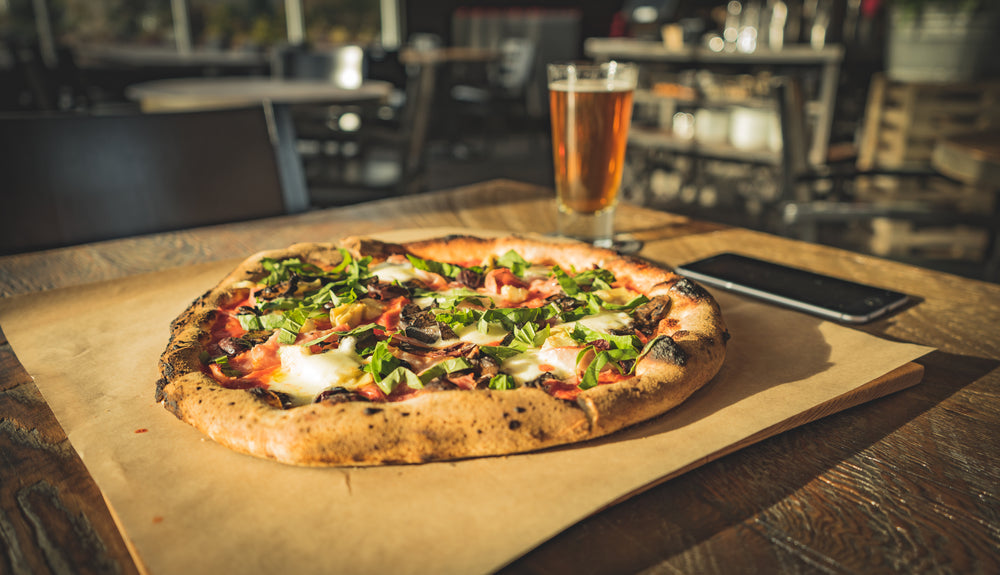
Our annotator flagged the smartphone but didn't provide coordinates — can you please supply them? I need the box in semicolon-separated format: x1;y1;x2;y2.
674;252;910;324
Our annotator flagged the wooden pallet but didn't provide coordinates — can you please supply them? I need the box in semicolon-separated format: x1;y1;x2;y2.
868;219;990;260
854;174;996;214
858;74;1000;171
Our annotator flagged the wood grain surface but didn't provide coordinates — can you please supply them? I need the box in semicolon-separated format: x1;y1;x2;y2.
1;180;998;574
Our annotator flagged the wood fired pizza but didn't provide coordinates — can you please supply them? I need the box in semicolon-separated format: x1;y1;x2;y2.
156;235;729;466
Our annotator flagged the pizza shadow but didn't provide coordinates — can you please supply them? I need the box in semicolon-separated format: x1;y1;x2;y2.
591;299;838;445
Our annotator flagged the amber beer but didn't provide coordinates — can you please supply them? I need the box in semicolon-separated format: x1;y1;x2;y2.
550;84;634;212
548;63;637;245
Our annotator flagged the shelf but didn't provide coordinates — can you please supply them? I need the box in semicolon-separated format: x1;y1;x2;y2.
633;88;776;110
587;36;843;166
629;127;780;165
585;38;844;66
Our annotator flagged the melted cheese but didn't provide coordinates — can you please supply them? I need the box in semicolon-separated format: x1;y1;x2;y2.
455;322;509;345
522;264;553;282
371;261;420;283
545;311;633;347
431;322;510;348
501;347;578;385
577;310;632;332
269;337;366;405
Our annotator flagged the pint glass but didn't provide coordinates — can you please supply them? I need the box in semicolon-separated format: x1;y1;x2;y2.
547;61;637;247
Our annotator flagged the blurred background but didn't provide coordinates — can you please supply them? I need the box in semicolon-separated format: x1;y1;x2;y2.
2;0;998;282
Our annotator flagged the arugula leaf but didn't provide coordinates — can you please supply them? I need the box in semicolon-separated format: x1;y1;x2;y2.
479;345;523;362
363;341;421;394
435;308;483;327
569;322;641;351
559;293;603;322
418;357;473;385
259;313;286;331
512;322;550;350
260;257;325;286
328;249;352;274
578;348;639;390
601;294;650;311
273;307;329;345
496;250;531;277
237;313;264;331
552;265;579;295
479;306;556;331
569;322;642;391
406;254;466;279
257;297;300;312
377;367;423;395
333;249;372;282
573;268;616;291
211;355;242;378
489;373;516;390
552;265;617;296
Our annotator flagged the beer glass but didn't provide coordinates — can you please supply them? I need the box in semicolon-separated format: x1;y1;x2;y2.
547;61;637;248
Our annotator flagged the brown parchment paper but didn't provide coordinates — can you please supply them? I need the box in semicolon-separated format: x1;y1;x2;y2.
0;229;933;575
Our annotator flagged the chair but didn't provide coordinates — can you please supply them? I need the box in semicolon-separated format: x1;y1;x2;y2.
448;36;538;158
2;38;91;112
271;44;429;204
775;76;1000;281
0;105;306;255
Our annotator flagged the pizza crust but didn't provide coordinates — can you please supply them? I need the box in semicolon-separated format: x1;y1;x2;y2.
157;236;728;466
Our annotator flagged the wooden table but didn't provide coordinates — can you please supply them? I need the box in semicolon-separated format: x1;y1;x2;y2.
125;77;393;114
2;180;998;574
75;45;270;71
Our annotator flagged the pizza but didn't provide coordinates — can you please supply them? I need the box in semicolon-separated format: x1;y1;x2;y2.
156;235;729;466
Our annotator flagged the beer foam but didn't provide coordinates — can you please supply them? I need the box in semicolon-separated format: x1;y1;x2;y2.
549;78;634;93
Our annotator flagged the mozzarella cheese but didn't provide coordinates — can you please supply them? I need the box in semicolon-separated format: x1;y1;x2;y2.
576;310;632;332
454;322;510;346
501;347;578;385
269;337;367;405
371;261;421;283
544;311;633;347
521;264;554;282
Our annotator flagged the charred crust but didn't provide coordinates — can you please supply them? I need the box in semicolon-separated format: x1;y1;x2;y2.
154;377;169;402
670;278;710;300
341;238;410;259
365;407;384;415
508;420;522;430
646;336;688;366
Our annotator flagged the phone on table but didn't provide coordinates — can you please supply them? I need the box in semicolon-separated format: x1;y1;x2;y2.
674;253;910;324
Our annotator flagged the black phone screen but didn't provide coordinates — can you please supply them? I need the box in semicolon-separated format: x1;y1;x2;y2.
675;253;909;322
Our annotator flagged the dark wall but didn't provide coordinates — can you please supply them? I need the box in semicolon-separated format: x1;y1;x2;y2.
404;1;625;49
